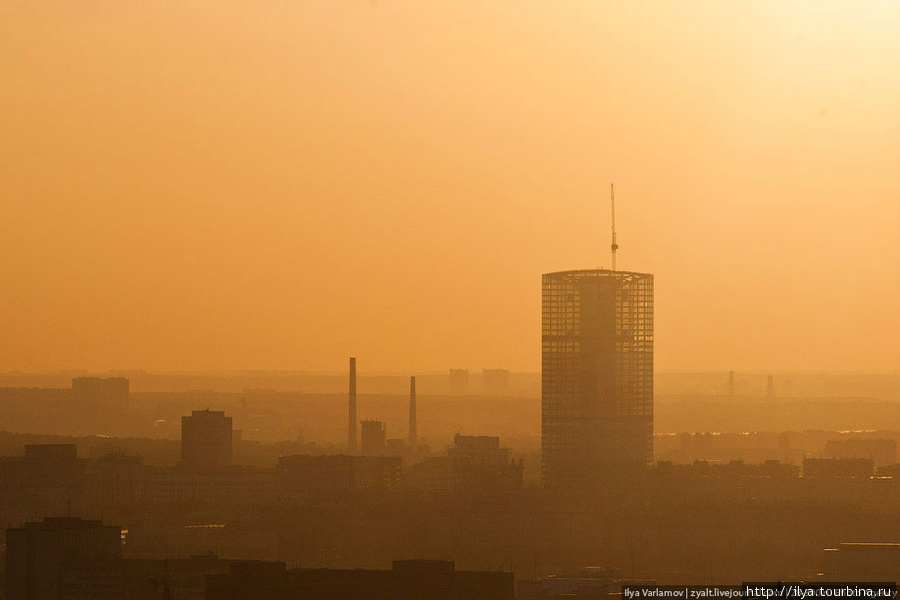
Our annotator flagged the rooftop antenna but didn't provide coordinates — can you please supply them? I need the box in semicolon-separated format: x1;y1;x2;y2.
610;183;618;271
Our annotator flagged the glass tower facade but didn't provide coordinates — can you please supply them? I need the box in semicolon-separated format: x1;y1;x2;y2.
541;269;654;489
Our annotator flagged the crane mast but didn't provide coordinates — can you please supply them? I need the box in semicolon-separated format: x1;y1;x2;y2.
610;183;618;271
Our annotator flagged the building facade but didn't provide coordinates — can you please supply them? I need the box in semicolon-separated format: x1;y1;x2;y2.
361;420;387;455
5;517;123;600
182;409;233;471
541;269;653;489
407;435;523;492
136;467;277;505
206;560;514;600
277;454;402;496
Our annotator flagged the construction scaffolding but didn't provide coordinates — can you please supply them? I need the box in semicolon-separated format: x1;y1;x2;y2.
541;269;654;489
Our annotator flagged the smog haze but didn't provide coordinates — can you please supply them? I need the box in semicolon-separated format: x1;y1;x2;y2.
2;1;898;374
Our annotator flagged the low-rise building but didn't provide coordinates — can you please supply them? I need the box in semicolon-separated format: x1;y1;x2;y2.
206;559;514;600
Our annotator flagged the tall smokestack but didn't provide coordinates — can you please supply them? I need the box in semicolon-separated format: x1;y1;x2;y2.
348;357;357;450
408;376;417;451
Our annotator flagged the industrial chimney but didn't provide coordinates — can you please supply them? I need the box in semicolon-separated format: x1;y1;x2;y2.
348;357;357;450
408;376;417;452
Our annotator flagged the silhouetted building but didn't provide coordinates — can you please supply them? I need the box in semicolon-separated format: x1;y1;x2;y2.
407;456;456;491
0;443;83;502
6;517;122;600
25;553;251;600
483;368;510;395
136;467;277;505
182;409;233;470
407;435;522;492
361;419;387;455
73;376;102;404
277;454;402;496
349;357;358;450
803;457;873;478
385;438;408;461
449;369;469;395
450;434;523;492
72;376;130;409
541;269;654;489
354;455;402;488
206;559;514;600
824;438;897;468
823;543;900;582
655;459;800;479
83;449;143;510
65;554;239;600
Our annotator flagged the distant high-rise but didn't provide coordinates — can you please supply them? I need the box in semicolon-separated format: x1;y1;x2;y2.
541;269;654;489
182;409;233;471
408;376;417;450
361;420;386;455
348;357;357;450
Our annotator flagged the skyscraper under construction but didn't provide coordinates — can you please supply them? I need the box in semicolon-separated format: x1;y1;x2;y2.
541;269;653;489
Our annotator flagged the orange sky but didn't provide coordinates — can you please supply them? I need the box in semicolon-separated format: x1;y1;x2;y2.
1;1;898;373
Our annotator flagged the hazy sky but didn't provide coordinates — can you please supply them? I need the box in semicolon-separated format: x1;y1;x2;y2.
2;1;898;373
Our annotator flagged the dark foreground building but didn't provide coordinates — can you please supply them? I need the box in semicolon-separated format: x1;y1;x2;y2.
823;543;900;582
542;269;654;489
206;560;514;600
6;517;122;600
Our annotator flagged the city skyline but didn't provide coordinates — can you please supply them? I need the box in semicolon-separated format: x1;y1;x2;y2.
3;2;900;593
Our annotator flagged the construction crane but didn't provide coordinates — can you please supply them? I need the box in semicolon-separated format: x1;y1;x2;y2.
610;183;618;271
